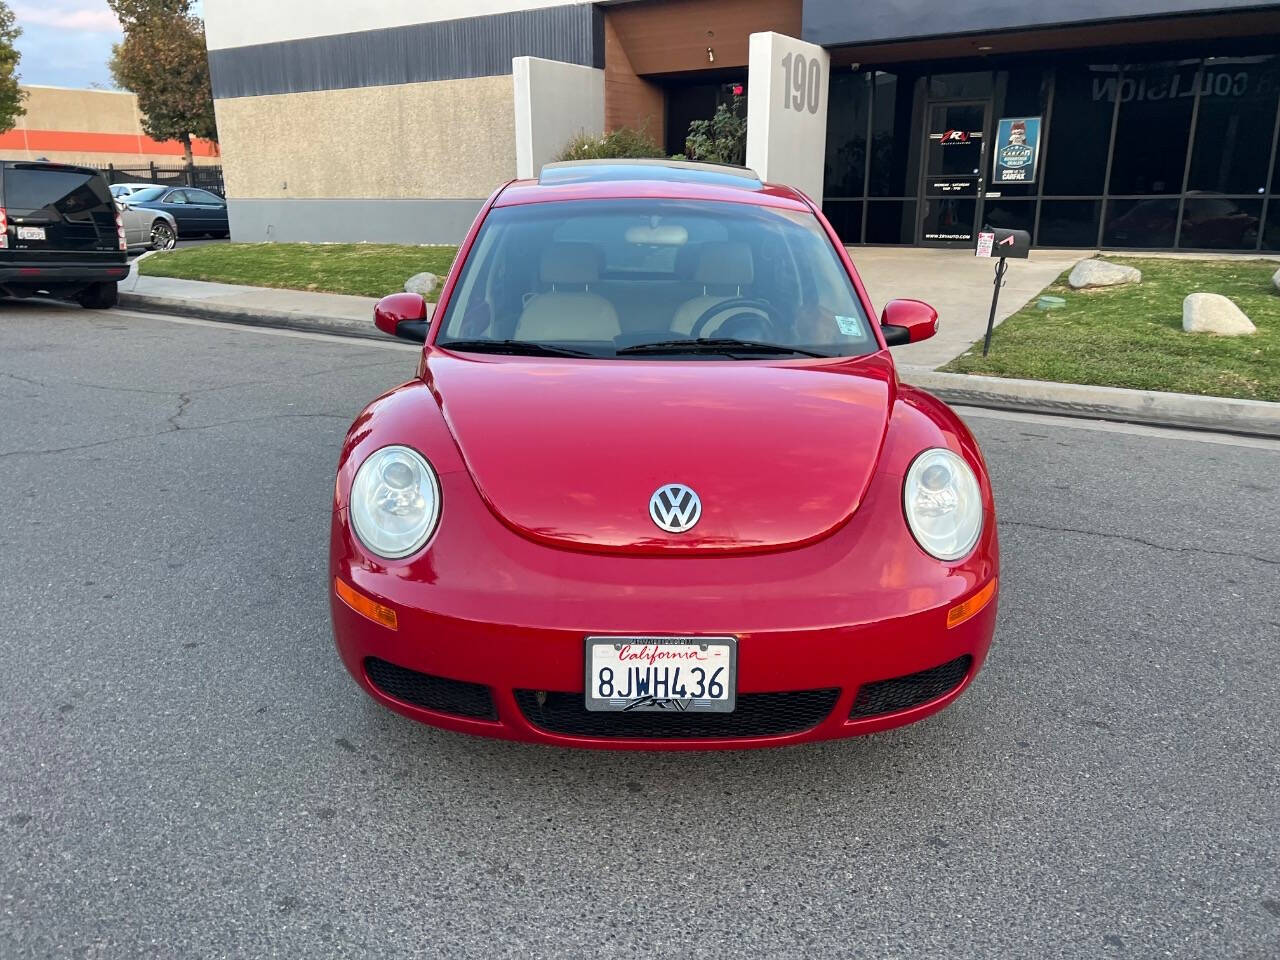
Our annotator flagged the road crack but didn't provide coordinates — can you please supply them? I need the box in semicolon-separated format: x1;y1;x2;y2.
1003;518;1280;568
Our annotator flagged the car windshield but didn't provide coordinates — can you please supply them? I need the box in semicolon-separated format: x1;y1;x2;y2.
436;198;876;359
128;187;166;202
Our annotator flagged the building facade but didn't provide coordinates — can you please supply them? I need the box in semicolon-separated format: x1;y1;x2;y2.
204;0;1280;251
0;86;220;170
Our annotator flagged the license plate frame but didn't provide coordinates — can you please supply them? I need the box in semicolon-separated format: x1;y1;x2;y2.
17;226;46;241
583;636;737;713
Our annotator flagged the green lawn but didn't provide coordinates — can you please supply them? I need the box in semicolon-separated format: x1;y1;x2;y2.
944;256;1280;402
139;243;459;300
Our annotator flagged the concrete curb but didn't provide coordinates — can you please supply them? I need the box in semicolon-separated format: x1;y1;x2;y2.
114;292;1280;438
901;367;1280;439
118;292;394;342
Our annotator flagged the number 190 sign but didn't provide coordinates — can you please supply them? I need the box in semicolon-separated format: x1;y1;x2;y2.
780;52;822;114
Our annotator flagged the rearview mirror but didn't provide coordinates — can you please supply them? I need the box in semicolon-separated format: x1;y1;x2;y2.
374;292;428;342
880;299;938;347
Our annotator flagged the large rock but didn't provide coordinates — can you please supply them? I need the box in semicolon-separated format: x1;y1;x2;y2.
404;271;438;299
1068;259;1142;290
1182;293;1256;336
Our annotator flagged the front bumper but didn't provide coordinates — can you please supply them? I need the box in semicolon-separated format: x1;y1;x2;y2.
329;464;999;751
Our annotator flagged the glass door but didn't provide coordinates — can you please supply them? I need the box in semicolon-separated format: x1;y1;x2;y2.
918;101;990;245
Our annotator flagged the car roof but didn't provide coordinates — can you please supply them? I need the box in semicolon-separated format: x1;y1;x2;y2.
494;159;812;211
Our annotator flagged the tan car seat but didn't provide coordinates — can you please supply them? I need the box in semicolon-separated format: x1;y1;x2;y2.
515;242;621;341
670;241;767;336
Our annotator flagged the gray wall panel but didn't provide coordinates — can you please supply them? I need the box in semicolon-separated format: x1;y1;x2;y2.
802;0;1279;46
228;198;484;245
210;4;603;99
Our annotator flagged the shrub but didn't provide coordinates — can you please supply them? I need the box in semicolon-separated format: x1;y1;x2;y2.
556;125;664;161
682;94;747;166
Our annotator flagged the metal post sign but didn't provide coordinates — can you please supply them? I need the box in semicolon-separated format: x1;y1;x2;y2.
992;116;1042;185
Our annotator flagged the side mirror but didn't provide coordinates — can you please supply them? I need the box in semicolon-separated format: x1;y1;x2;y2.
374;292;429;342
880;298;938;347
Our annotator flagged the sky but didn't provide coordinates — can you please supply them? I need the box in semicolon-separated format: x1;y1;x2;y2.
12;0;204;90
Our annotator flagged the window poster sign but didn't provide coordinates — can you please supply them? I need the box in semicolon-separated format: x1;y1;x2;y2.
992;116;1042;185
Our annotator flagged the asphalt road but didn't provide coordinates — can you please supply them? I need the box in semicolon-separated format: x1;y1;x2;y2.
1;302;1277;959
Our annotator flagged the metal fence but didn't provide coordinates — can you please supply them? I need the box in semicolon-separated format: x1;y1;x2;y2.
96;163;225;197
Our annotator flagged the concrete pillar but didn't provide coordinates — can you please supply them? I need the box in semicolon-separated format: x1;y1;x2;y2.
745;32;830;201
513;56;606;179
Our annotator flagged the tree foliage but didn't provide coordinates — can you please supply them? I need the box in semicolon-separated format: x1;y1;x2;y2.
683;94;747;166
0;2;26;136
108;0;216;164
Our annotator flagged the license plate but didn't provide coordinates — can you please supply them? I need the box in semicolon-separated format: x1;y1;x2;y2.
17;226;45;241
584;636;736;713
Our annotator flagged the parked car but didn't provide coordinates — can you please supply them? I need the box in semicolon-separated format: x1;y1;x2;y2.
109;181;159;199
331;159;999;750
116;198;179;250
121;185;229;238
0;160;127;308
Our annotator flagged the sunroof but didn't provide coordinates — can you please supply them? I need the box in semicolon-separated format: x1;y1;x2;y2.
539;159;762;189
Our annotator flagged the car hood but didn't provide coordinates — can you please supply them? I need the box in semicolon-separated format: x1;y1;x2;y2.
426;351;897;555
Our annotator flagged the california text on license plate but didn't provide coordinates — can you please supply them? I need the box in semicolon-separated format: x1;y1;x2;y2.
584;636;737;713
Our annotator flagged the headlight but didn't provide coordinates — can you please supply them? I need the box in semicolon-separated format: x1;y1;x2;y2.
903;448;983;561
349;445;441;559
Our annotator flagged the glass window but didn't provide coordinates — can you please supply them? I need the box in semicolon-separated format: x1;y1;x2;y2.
995;67;1050;119
127;186;166;202
1043;64;1117;196
868;71;922;197
1;165;110;213
1188;56;1280;195
982;198;1036;235
921;197;977;243
928;72;992;99
1108;60;1199;195
822;200;862;244
1037;200;1101;247
1179;197;1262;249
1262;200;1280;250
824;72;870;197
436;199;876;358
865;200;917;243
186;188;224;204
1103;197;1179;247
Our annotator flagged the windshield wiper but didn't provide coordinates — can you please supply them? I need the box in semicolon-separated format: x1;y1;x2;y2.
617;337;831;358
438;339;596;358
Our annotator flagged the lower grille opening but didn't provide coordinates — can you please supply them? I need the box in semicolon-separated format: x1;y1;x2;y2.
515;688;839;739
849;655;972;719
365;657;497;721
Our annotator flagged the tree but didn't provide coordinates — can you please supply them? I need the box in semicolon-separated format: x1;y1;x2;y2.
0;2;26;135
108;0;217;165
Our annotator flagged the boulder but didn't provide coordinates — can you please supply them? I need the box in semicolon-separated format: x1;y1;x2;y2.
1067;259;1142;290
1182;293;1256;336
404;271;438;299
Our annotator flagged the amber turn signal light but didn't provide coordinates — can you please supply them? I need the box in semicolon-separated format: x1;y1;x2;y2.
334;577;398;630
947;578;996;629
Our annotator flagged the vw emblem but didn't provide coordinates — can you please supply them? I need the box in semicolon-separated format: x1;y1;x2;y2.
649;483;702;534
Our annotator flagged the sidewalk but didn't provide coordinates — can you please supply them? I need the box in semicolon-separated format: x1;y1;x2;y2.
850;246;1088;368
119;270;394;339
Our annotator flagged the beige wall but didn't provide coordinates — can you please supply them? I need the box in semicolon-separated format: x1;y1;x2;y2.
214;75;516;200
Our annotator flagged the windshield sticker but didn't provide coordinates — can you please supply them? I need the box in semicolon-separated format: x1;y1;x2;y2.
835;315;865;338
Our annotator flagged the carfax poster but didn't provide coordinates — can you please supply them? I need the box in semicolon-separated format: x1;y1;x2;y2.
992;117;1042;185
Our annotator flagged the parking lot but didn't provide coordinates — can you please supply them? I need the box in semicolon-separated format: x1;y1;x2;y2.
1;303;1277;959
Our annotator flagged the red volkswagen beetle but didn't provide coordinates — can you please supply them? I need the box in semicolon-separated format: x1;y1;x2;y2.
330;160;998;749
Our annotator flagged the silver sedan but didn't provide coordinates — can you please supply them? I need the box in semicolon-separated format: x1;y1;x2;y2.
116;199;179;251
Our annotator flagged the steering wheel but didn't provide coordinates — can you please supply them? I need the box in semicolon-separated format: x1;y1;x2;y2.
689;297;777;339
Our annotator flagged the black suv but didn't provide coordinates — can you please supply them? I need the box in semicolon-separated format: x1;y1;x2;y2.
0;161;128;308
